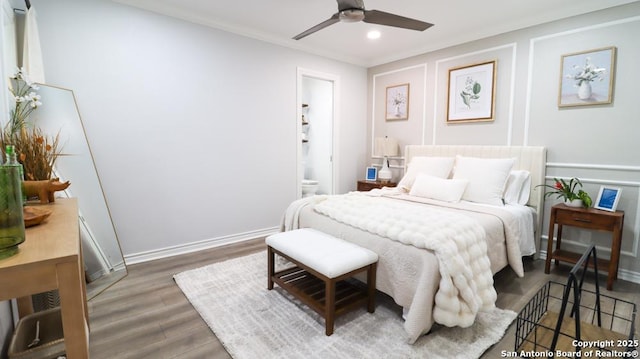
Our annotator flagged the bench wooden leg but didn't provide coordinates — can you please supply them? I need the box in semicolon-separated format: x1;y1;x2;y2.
367;262;377;313
267;244;378;336
267;246;274;290
325;279;335;336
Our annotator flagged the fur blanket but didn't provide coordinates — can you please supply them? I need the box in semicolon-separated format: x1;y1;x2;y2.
313;192;497;328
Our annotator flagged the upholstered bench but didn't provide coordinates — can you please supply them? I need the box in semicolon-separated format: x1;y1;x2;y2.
266;228;378;336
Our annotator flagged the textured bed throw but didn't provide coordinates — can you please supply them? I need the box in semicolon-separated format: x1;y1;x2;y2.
314;192;497;328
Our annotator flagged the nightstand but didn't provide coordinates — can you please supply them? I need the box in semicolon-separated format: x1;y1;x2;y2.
357;180;397;192
544;203;624;290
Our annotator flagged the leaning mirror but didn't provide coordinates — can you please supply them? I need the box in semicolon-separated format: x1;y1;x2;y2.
32;84;127;299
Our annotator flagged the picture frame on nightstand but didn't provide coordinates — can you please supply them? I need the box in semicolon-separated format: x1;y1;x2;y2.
594;185;621;212
365;167;377;181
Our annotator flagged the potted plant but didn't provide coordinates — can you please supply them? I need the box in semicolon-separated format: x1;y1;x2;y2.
537;177;592;208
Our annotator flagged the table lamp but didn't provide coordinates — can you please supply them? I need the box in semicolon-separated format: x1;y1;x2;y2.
374;136;398;183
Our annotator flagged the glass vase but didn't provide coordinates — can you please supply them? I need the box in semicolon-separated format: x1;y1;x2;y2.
0;166;26;259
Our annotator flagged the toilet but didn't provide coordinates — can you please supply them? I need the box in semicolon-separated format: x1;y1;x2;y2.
301;179;319;197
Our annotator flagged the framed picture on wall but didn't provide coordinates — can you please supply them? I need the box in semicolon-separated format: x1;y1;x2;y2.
558;46;616;107
446;60;497;123
385;83;410;121
594;185;621;212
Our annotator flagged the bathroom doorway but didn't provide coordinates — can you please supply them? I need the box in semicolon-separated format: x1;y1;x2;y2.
297;68;338;198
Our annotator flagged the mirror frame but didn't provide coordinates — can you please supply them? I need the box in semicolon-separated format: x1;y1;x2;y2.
32;83;127;299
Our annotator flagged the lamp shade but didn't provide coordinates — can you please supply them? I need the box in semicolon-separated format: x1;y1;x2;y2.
374;137;399;157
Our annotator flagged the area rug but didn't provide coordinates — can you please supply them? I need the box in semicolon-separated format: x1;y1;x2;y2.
174;252;517;359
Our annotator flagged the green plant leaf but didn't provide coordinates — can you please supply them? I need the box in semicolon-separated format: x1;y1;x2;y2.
472;82;481;95
578;190;592;208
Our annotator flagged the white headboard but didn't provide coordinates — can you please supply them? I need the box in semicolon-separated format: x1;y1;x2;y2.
404;145;547;238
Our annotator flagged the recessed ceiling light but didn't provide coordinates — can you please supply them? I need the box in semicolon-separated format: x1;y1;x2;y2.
367;30;381;40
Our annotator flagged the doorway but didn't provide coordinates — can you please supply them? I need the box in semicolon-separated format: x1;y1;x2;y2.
297;68;339;198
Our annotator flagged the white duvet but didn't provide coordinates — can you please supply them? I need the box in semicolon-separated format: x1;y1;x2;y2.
281;190;533;343
314;192;497;328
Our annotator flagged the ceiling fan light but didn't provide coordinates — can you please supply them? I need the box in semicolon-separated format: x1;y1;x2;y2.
339;9;365;22
367;30;381;39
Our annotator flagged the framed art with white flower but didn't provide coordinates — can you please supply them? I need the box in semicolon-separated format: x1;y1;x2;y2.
446;61;496;123
558;46;616;107
385;83;409;121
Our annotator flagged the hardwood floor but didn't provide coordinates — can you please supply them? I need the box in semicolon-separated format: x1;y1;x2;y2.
88;239;266;359
88;239;640;358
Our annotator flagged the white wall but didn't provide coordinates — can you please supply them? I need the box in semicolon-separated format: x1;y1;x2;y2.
368;2;640;283
31;0;367;261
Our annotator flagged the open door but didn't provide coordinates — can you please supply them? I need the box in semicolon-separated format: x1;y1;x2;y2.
296;68;339;198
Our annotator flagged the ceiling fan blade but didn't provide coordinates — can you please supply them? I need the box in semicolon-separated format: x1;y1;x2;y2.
293;14;340;40
363;10;433;31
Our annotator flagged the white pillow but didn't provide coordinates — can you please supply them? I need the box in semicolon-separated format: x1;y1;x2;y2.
503;170;531;205
410;174;469;202
398;156;455;191
452;156;515;206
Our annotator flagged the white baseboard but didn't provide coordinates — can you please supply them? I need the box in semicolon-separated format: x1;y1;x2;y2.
86;260;127;282
539;250;640;285
124;227;279;265
618;268;640;285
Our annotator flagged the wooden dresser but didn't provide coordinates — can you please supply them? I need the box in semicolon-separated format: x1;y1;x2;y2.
0;198;89;358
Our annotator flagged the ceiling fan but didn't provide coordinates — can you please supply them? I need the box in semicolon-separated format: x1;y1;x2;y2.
293;0;433;40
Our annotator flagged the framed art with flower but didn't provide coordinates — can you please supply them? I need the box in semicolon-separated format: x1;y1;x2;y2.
385;83;409;121
558;46;616;107
446;61;496;123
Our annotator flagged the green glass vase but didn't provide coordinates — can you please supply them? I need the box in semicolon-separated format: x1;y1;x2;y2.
0;166;25;259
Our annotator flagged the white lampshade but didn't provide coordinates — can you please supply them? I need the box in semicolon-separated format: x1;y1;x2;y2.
373;137;399;157
374;136;398;183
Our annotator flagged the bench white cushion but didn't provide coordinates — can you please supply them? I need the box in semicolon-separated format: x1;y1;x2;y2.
266;228;378;279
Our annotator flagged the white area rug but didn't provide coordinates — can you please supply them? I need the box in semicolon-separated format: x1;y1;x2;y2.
174;252;516;359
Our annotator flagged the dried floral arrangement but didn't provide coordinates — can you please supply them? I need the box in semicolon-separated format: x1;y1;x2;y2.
2;128;60;180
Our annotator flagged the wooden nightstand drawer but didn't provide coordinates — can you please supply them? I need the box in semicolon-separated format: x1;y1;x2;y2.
357;180;396;192
555;210;618;230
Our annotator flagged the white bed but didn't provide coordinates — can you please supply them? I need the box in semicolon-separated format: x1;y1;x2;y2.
282;145;546;343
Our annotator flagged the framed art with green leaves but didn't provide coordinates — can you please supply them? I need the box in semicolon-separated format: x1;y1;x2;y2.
446;61;496;123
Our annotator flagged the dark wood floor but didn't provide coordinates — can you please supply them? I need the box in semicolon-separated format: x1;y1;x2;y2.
87;239;640;358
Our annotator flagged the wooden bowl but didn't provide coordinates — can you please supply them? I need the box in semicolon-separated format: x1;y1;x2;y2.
23;206;53;227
